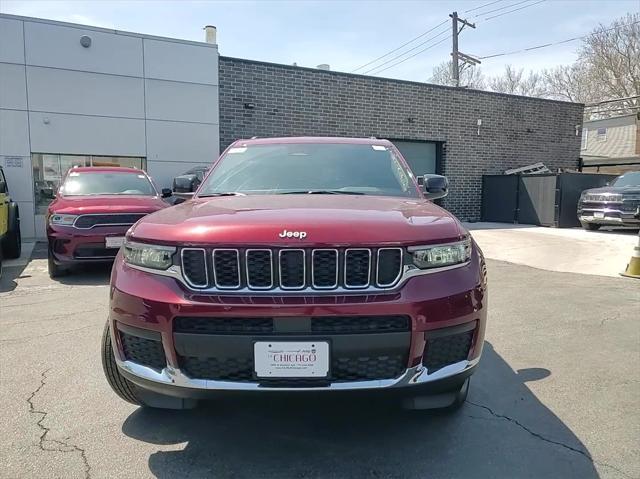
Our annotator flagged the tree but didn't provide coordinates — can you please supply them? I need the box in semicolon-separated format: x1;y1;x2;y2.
579;12;639;115
488;65;546;97
429;60;485;89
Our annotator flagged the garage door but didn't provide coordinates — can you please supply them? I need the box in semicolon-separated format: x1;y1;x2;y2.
392;141;437;176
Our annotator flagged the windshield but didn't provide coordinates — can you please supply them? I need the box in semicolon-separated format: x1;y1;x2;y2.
612;172;640;187
60;171;156;196
198;143;419;198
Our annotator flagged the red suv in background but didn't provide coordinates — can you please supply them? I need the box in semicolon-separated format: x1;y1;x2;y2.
102;138;488;412
47;167;170;278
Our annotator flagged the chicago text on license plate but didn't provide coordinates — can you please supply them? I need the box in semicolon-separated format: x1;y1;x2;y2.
254;341;329;378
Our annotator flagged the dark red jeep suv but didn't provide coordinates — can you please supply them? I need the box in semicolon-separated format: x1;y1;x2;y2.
102;138;488;411
47;166;170;277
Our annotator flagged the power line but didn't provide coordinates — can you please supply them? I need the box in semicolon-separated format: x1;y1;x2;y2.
362;26;450;75
585;95;640;107
351;19;448;73
465;0;504;13
483;0;545;21
472;0;532;18
368;35;452;76
478;19;640;59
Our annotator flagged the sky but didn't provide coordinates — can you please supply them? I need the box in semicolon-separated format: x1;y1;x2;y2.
1;0;638;81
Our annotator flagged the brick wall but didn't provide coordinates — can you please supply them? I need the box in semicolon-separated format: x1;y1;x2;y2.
218;56;584;220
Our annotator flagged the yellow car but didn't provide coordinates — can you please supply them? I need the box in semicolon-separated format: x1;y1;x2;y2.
0;166;22;276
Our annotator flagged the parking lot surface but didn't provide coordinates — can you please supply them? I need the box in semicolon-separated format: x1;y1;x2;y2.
1;243;638;479
466;223;639;278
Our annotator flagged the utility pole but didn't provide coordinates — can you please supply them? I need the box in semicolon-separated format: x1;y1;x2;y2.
450;11;480;87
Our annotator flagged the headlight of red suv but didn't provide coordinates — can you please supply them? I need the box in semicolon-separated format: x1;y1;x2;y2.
49;214;78;226
123;240;175;270
409;238;472;269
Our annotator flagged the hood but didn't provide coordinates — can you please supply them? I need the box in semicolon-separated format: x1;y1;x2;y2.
584;185;640;196
129;195;466;246
50;195;167;215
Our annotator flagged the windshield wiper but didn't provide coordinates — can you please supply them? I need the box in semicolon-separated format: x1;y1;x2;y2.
277;190;365;195
198;192;247;197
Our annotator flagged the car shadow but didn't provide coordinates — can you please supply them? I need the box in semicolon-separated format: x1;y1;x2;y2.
121;343;600;478
55;262;112;286
0;262;30;292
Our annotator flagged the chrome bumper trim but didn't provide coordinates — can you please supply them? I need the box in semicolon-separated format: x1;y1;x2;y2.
115;355;480;392
127;260;471;296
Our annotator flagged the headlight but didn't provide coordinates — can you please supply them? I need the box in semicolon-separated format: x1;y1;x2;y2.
123;240;175;270
49;214;78;226
410;238;472;269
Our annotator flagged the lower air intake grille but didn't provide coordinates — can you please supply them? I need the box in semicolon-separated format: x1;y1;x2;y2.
120;331;166;370
174;317;274;334
180;356;254;382
177;355;406;382
332;355;406;382
311;315;410;334
423;330;474;372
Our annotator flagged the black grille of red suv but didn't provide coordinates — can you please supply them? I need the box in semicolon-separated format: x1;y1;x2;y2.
180;247;403;291
73;213;146;229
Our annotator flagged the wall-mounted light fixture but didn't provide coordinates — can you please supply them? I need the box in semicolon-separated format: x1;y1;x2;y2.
80;35;92;48
477;118;482;136
575;124;581;136
244;102;256;109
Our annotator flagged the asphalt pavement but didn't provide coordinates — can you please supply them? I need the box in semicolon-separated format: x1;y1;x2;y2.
0;244;638;479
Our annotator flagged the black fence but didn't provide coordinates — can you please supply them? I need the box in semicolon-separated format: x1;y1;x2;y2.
481;172;616;227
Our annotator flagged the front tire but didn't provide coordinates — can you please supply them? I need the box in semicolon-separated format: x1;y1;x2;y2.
2;204;21;259
47;246;67;278
581;221;601;231
101;321;145;406
101;321;197;409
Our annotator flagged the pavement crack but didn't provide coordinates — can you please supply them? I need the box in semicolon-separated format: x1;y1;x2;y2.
466;401;632;478
27;369;92;479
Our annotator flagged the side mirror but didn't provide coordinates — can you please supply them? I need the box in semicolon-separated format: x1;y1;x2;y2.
172;192;194;205
173;175;197;193
419;174;448;200
161;188;172;198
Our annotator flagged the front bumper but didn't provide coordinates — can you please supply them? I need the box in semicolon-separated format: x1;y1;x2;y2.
48;224;130;264
108;248;487;394
579;205;640;226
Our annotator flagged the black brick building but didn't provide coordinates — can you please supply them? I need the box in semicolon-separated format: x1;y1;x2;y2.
218;56;584;220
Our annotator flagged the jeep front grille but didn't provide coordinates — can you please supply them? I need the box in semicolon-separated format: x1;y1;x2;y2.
180;247;403;291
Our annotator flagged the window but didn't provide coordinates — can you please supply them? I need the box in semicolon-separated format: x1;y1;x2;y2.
61;171;155;196
198;143;420;198
596;127;607;141
32;154;146;214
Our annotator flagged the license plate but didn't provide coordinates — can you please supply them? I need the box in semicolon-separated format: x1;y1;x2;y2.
594;212;605;219
105;236;125;248
254;341;329;378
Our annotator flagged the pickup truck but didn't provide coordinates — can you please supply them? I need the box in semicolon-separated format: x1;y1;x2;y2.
0;165;22;276
578;171;640;230
101;137;488;411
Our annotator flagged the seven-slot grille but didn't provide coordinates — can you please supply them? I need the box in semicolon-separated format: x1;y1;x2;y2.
73;213;147;229
181;247;404;291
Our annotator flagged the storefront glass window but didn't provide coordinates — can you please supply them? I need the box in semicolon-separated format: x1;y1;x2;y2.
32;154;146;214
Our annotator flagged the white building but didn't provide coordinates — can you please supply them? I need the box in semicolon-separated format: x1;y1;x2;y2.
0;13;219;239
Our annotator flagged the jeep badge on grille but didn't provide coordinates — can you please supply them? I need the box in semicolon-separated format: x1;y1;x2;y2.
279;229;307;239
